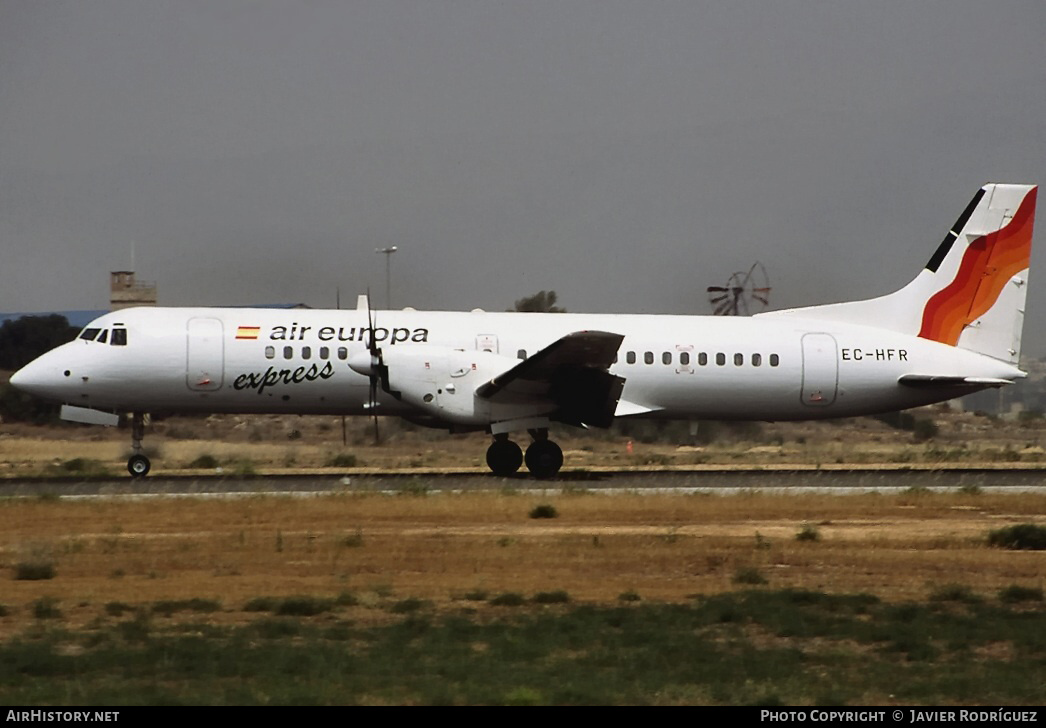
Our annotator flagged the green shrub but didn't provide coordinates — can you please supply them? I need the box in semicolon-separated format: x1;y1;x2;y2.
912;418;939;442
532;590;570;604
187;454;220;469
529;504;558;519
795;524;821;542
14;560;55;581
390;598;431;614
105;602;134;617
733;567;769;585
997;585;1044;603
929;584;980;603
152;598;221;616
335;591;360;607
33;597;61;619
988;524;1046;550
275;597;334;616
490;592;526;607
244;597;279;612
327;453;358;468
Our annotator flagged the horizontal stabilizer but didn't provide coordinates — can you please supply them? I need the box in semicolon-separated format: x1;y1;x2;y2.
898;374;1013;389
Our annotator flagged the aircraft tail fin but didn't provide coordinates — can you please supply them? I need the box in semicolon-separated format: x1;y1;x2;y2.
761;184;1037;364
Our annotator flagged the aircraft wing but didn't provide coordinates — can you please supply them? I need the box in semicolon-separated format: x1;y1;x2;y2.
476;330;626;428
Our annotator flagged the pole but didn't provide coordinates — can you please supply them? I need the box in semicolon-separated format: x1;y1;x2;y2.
375;246;398;309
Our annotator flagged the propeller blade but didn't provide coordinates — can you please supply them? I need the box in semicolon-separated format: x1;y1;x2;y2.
364;289;382;445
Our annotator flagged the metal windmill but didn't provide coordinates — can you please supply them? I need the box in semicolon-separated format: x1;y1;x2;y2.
707;262;772;316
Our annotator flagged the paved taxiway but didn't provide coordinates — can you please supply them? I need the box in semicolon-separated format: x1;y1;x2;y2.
2;466;1046;498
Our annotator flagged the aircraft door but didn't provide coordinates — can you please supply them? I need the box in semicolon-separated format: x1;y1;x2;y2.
800;333;838;406
475;334;499;353
187;318;224;391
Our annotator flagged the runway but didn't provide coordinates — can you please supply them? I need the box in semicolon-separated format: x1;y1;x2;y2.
3;465;1046;498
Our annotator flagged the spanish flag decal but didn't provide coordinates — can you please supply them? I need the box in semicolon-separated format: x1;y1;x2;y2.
236;326;261;340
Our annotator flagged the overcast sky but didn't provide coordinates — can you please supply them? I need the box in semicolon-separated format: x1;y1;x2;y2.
2;2;1045;350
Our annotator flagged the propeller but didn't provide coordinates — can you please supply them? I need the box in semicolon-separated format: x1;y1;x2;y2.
365;291;382;445
347;292;406;445
337;287;347;447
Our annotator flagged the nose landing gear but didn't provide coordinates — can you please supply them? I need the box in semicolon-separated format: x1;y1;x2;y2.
126;412;151;477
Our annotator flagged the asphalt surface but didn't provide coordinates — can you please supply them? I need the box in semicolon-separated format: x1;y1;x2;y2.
3;466;1046;497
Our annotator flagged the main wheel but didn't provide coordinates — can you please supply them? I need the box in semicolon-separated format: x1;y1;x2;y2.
524;440;563;479
128;454;151;478
486;439;523;476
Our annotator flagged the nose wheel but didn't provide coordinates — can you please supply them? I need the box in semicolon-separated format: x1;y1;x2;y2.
128;453;151;477
127;412;151;478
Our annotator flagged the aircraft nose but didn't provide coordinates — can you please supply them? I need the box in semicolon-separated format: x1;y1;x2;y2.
9;355;68;400
10;359;44;396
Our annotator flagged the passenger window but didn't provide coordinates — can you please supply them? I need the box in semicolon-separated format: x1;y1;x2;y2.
734;353;743;366
338;347;348;360
644;352;654;365
662;352;672;365
283;346;293;360
715;353;725;366
770;354;780;367
680;352;690;366
97;330;108;344
626;351;636;365
752;353;762;367
518;349;527;360
320;347;329;360
698;352;707;366
80;328;101;341
265;346;275;359
110;329;127;346
302;346;311;360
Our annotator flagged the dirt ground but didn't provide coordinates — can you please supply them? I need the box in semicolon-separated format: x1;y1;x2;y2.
1;489;1043;637
1;408;1044;638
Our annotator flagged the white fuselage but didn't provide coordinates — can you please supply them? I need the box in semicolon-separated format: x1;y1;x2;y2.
11;306;1023;424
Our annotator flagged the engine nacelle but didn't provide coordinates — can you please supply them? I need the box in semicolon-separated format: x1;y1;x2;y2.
379;346;555;427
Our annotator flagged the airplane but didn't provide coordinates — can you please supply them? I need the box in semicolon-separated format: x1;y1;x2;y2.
9;183;1038;479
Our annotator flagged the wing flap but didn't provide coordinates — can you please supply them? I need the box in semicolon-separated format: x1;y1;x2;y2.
477;331;626;428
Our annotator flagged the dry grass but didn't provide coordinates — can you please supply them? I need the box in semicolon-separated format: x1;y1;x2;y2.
1;490;1043;637
2;405;1046;475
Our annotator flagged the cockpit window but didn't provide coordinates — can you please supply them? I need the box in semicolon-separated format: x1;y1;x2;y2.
80;328;101;341
96;330;108;344
111;328;127;346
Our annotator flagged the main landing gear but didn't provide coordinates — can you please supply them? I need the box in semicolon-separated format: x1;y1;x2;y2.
127;412;150;478
485;428;563;479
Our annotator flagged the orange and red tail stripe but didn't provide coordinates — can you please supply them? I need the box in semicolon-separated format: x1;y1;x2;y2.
918;188;1037;345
